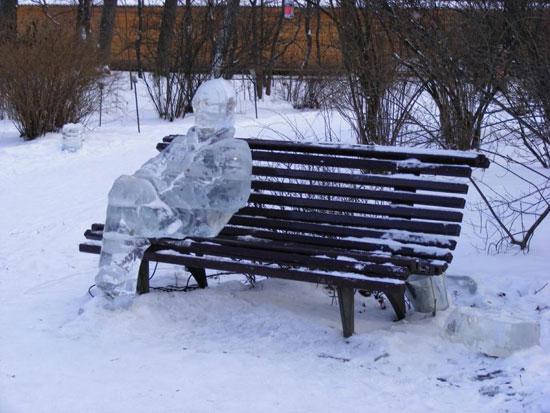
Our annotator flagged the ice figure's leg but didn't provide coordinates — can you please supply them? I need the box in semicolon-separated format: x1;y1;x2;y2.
95;233;151;298
95;175;158;298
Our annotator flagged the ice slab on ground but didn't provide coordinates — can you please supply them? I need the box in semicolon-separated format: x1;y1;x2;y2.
446;274;478;295
444;306;540;357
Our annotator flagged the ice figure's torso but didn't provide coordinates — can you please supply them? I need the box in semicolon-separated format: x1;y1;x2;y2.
128;126;252;238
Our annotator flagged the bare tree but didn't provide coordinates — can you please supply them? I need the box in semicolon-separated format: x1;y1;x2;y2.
263;1;301;96
212;0;241;78
0;0;17;42
135;0;144;77
98;0;118;64
380;0;509;150
144;0;213;120
76;0;92;40
326;0;419;145
240;0;301;98
284;0;326;109
467;1;550;252
496;0;550;168
470;153;549;252
156;0;178;77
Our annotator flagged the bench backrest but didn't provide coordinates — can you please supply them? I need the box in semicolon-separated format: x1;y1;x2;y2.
158;137;489;276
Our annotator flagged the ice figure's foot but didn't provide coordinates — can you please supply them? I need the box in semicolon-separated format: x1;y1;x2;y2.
101;293;134;310
95;265;138;299
92;283;135;310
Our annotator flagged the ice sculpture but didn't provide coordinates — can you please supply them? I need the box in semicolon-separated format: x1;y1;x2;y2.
95;78;252;299
62;123;84;152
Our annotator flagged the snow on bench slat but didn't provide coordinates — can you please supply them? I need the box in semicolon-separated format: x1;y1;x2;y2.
253;164;471;186
246;138;489;167
342;236;450;258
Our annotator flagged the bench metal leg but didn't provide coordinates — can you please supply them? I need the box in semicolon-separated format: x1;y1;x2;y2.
188;267;208;289
386;290;406;321
337;286;354;338
137;259;150;294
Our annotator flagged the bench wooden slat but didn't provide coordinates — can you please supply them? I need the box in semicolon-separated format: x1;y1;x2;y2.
215;227;452;262
228;215;457;249
247;193;464;223
237;207;462;236
251;181;466;208
79;242;407;292
154;145;472;193
90;218;457;251
245;138;490;168
84;227;449;274
251;166;470;194
150;240;409;279
161;136;489;169
157;141;476;178
200;234;434;272
251;150;473;178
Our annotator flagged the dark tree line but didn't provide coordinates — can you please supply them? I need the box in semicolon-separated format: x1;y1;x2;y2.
0;0;17;42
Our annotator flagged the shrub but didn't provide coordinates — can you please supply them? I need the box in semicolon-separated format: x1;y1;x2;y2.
0;24;103;140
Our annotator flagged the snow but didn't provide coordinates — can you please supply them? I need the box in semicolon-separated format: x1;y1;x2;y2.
1;75;549;412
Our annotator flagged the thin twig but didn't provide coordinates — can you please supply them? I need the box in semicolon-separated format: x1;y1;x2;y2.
534;282;548;295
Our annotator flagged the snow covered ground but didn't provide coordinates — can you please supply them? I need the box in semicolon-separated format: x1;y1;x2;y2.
1;75;549;412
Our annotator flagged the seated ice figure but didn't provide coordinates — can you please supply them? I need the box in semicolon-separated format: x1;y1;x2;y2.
95;78;252;299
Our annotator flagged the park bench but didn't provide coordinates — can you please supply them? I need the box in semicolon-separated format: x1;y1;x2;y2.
79;137;489;337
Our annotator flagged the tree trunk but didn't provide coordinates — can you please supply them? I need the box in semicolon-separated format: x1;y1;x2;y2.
212;0;240;78
302;0;313;71
263;0;285;95
76;0;92;40
315;1;321;67
255;72;264;100
0;0;17;42
98;0;117;64
367;94;381;144
135;0;144;77
156;0;178;76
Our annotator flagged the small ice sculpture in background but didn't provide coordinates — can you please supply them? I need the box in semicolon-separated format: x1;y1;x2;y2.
62;123;84;152
95;78;252;300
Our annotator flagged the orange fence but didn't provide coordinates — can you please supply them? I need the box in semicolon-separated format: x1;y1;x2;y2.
17;5;344;74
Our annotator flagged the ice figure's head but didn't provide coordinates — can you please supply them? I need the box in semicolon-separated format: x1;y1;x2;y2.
192;78;236;132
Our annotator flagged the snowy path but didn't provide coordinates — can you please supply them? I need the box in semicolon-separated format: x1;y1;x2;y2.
0;80;549;412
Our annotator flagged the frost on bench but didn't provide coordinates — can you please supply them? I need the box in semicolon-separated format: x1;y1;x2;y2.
95;78;252;300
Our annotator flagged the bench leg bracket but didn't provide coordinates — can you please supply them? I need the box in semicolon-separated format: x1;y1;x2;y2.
188;267;208;289
337;286;354;338
386;291;406;321
137;259;150;294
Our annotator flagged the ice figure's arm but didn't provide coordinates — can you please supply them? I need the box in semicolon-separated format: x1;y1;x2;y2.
218;139;253;180
174;138;252;238
134;130;198;192
205;139;253;210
